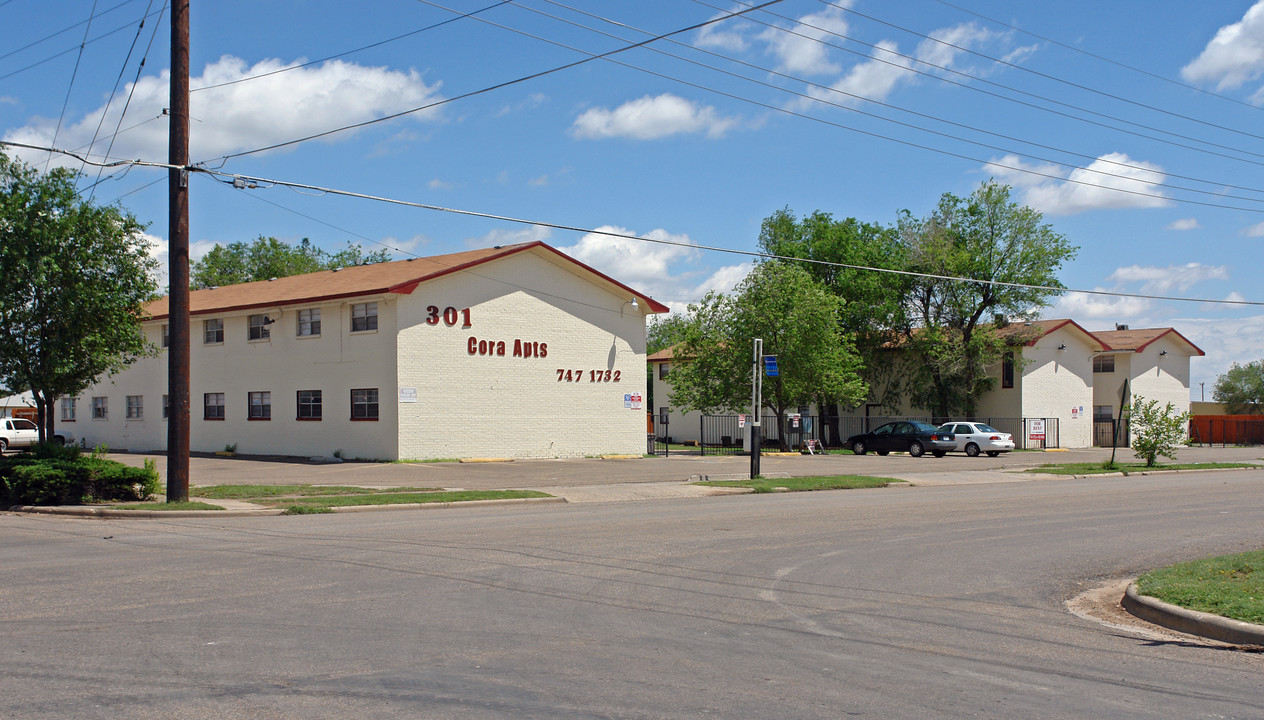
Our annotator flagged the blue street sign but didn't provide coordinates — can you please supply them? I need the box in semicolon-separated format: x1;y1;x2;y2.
763;355;779;376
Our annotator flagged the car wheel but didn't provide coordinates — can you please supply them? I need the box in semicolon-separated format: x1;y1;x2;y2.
852;440;867;456
876;450;889;456
52;436;66;446
986;451;1000;457
965;442;980;457
0;437;6;452
908;441;924;458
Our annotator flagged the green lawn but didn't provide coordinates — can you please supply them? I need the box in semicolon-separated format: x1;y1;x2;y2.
108;501;225;511
1136;549;1264;626
694;474;902;493
192;484;437;499
273;489;552;508
1026;462;1257;476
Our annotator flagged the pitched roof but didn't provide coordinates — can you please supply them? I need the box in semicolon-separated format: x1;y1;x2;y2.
144;241;670;320
1091;327;1205;356
647;345;678;362
994;318;1108;349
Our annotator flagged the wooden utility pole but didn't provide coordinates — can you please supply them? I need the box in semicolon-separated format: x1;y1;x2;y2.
167;0;190;502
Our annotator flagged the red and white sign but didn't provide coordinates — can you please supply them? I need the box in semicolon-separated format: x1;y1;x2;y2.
738;414;746;428
1030;419;1046;441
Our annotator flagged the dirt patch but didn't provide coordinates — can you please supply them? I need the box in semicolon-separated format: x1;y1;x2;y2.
1066;578;1238;648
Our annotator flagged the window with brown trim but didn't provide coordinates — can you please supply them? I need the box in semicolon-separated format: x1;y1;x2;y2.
1002;351;1014;389
351;388;378;420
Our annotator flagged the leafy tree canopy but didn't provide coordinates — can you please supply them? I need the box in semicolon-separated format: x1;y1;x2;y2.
667;262;866;450
0;152;157;441
190;236;391;289
1212;360;1264;414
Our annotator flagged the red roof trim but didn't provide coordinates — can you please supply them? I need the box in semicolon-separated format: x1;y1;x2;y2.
1132;328;1206;356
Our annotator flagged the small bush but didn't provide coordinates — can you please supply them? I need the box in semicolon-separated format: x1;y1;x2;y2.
0;453;159;506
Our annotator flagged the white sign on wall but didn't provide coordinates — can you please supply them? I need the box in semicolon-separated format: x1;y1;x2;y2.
399;387;418;403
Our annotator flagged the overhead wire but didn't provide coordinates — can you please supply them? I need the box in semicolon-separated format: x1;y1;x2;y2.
46;0;100;172
817;0;1264;145
0;6;166;83
689;0;1264;167
7;139;1260;308
210;0;786;162
511;0;1264;203
412;0;1262;212
0;0;139;63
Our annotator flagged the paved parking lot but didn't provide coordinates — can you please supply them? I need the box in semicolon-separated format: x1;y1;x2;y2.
104;445;1264;494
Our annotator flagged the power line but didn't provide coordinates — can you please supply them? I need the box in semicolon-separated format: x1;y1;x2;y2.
422;0;1263;211
210;0;784;162
688;0;1264;168
512;0;1264;203
929;0;1264;116
0;0;140;63
46;0;100;172
191;1;513;94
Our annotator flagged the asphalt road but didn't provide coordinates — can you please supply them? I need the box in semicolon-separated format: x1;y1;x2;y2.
3;466;1263;718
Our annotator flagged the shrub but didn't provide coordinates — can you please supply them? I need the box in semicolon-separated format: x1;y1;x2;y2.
0;453;159;506
1129;395;1192;468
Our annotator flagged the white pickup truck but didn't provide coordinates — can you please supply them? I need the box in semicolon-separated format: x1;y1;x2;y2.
0;417;75;452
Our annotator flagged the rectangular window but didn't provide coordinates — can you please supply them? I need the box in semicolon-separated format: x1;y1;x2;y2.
248;391;271;420
297;390;322;420
1094;405;1114;421
659;363;669;380
1093;354;1115;373
1002;351;1014;389
297;308;321;337
61;398;76;422
351;302;378;332
163;394;169;419
161;324;169;348
92;396;108;420
126;395;143;420
204;318;224;344
248;314;271;341
351;388;379;420
204;393;225;420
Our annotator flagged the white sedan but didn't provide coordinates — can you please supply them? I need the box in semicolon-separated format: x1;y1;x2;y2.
937;422;1015;457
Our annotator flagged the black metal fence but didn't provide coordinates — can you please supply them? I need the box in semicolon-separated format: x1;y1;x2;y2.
697;415;1061;455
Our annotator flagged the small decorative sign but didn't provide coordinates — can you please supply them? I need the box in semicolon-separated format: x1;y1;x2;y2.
399;387;418;403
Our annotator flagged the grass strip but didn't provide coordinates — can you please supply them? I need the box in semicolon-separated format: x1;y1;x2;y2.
1026;462;1256;476
695;475;901;493
192;484;436;499
107;501;225;511
267;489;552;508
1136;549;1264;626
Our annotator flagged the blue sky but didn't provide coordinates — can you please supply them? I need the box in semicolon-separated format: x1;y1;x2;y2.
3;0;1264;399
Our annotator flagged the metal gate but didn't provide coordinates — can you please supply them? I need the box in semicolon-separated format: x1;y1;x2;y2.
1094;419;1129;447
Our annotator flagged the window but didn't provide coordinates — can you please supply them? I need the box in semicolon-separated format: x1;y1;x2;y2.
163;395;169;419
204;393;225;420
161;324;169;348
351;388;379;420
1094;405;1114;421
204;318;224;344
1093;354;1115;373
61;398;76;422
1002;351;1014;389
297;390;322;420
297;308;321;337
248;391;271;420
126;395;143;420
351;302;378;332
248;314;271;341
659;362;669;380
92;396;108;420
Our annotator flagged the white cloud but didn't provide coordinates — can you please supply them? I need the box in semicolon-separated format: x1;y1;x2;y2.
1244;221;1264;237
1167;218;1200;231
914;23;995;71
759;6;850;76
427;178;453;190
1180;1;1264;92
464;224;552;250
695;5;754;52
528;174;549;187
1171;314;1264;398
3;56;444;167
984;152;1169;215
557;225;699;296
1049;290;1152;320
1226;291;1247;303
1107;263;1229;294
817;40;913;106
693;262;755;297
571;94;738;140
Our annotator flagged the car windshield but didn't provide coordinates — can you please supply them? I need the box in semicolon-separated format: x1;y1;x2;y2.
910;421;940;433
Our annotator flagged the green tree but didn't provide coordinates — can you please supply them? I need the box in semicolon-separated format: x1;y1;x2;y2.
0;152;157;442
1212;361;1264;414
758;208;910;415
646;312;690;411
897;179;1077;417
667;262;867;450
190;236;390;289
1128;395;1191;467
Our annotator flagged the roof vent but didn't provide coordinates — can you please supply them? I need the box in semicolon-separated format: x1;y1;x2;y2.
1115;323;1129;331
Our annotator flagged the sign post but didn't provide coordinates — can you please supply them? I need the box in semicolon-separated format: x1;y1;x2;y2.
750;338;762;479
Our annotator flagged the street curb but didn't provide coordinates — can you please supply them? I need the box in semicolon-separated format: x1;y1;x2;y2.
325;496;567;512
1049;466;1262;480
1122;582;1264;646
459;457;513;463
8;504;284;518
